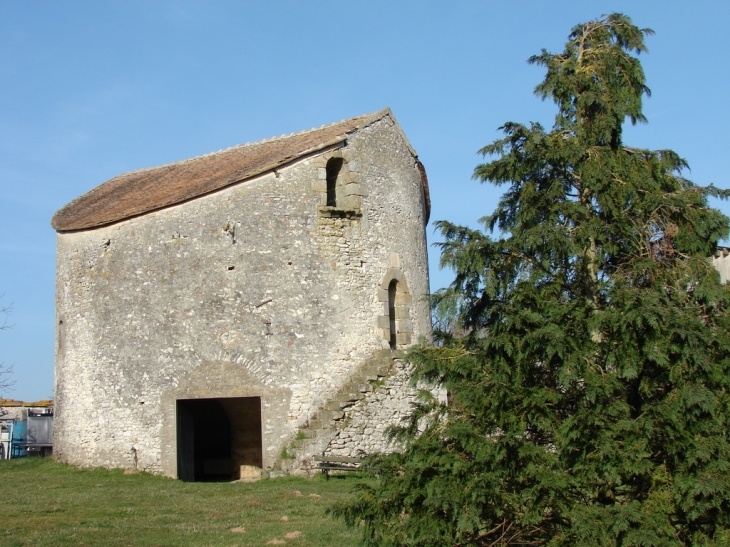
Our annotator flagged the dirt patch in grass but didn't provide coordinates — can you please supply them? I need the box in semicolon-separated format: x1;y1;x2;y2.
244;498;264;506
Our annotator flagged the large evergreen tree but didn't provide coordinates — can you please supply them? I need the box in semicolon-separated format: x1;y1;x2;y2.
333;14;730;546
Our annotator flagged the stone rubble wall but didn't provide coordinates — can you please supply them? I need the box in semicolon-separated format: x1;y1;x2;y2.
325;359;418;457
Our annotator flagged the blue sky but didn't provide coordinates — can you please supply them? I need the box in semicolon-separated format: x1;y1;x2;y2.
1;1;728;401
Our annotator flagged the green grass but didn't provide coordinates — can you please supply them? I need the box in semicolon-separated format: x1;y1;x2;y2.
0;458;364;547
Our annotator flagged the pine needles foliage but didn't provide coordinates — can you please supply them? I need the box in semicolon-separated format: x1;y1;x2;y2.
330;14;730;546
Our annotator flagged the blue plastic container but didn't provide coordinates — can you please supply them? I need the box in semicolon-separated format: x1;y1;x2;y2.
11;421;27;458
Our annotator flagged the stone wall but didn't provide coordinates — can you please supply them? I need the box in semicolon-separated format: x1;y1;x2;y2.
712;247;730;284
0;406;28;422
325;359;417;457
54;115;431;477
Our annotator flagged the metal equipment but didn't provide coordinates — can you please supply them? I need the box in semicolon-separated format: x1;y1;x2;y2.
25;408;53;456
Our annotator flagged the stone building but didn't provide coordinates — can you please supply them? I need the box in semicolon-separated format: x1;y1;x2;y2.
51;108;431;480
712;246;730;284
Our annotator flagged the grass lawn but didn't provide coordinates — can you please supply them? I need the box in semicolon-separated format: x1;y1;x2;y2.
0;457;365;547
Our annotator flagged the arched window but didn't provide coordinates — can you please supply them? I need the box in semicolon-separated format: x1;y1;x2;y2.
388;279;398;349
378;266;413;349
326;158;344;207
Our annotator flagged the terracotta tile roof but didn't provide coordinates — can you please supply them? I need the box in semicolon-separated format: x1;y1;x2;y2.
52;108;428;232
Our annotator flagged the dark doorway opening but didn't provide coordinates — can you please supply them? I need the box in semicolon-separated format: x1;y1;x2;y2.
176;397;262;482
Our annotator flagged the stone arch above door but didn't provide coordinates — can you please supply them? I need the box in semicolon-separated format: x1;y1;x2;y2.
159;360;290;478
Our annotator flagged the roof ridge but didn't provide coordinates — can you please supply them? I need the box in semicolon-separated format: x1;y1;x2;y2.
114;110;387;179
52;108;397;232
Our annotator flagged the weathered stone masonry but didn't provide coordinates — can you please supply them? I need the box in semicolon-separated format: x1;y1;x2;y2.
52;109;431;478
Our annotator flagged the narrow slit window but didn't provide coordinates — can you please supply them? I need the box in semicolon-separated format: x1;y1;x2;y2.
326;158;344;207
388;279;398;349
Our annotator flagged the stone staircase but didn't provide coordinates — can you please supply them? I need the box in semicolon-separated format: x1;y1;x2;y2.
275;349;399;474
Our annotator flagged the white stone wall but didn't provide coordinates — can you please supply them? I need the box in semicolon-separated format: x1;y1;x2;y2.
0;406;28;421
713;247;730;284
54;116;431;476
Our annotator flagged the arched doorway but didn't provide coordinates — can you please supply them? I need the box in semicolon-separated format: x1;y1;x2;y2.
176;397;262;482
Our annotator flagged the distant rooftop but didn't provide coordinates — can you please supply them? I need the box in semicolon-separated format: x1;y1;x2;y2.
0;399;53;408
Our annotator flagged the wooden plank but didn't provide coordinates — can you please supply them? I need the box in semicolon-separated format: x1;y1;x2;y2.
312;456;363;464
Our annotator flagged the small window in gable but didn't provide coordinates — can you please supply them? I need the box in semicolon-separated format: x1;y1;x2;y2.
326;158;344;207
